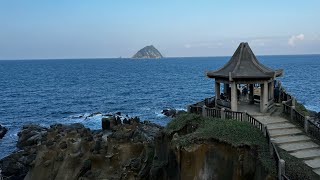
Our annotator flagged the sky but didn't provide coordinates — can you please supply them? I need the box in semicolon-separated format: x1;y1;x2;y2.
0;0;320;59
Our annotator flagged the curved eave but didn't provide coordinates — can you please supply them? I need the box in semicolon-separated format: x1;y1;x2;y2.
206;71;274;79
275;69;284;77
206;72;228;79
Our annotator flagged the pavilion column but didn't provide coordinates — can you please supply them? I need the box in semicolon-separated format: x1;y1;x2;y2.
268;82;272;100
249;84;254;104
215;81;220;107
215;82;220;98
260;81;268;113
231;81;237;111
270;80;274;100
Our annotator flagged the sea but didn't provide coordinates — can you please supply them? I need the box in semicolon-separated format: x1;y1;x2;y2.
0;55;320;158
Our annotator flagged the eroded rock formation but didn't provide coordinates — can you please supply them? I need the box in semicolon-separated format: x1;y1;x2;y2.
0;115;274;180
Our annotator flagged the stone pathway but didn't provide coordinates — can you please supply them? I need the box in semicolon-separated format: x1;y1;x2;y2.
253;115;320;176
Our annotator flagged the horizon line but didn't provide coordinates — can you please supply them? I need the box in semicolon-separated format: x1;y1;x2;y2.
0;53;319;61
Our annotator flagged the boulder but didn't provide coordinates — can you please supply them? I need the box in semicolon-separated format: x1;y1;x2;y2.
17;124;47;149
116;116;122;125
101;117;116;130
0;151;34;179
161;109;177;117
0;124;8;139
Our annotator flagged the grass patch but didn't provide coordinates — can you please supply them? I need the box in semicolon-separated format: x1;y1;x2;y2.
165;113;277;175
296;101;310;116
165;113;202;135
166;113;266;147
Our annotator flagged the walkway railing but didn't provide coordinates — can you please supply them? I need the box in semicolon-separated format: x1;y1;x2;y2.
281;93;320;142
206;107;221;118
247;113;263;131
187;103;289;179
225;110;243;120
293;109;305;127
283;103;291;114
189;105;202;115
309;120;320;140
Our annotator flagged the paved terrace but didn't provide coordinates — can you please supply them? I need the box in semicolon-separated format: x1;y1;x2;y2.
241;102;320;176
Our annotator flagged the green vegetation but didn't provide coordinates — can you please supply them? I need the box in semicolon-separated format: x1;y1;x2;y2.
166;113;266;147
279;149;319;180
295;101;310;116
165;113;276;175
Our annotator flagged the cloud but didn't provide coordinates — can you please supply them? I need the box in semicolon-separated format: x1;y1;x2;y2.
288;34;304;46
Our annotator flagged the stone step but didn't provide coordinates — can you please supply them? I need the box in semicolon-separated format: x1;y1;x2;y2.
256;117;288;125
279;141;319;152
269;128;303;137
313;168;320;176
304;158;320;169
268;123;296;130
290;149;320;159
272;135;311;144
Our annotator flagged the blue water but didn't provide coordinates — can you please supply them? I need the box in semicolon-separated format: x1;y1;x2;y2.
0;55;320;158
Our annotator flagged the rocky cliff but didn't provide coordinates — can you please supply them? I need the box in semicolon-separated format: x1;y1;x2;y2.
132;45;163;59
0;114;275;180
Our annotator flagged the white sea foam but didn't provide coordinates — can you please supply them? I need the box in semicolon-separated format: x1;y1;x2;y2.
155;111;166;118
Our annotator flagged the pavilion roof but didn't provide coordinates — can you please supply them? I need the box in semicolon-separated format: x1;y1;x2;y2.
207;42;283;79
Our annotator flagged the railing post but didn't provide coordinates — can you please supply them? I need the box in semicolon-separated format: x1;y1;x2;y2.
291;106;295;121
187;105;191;113
304;116;310;133
281;101;286;113
243;111;248;122
269;142;274;157
278;159;285;180
221;108;225;119
262;124;267;137
202;105;207;117
292;97;296;107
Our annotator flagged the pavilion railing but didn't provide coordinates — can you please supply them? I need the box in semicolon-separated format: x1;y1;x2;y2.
204;97;215;107
216;99;231;109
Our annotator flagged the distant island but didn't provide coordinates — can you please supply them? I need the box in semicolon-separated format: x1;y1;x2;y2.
132;45;163;59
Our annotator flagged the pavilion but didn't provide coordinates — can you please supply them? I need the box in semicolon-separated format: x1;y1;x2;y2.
206;42;283;113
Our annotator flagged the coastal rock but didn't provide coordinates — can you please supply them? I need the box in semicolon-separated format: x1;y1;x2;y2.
162;109;177;117
132;45;163;59
0;114;275;180
17;124;47;149
0;152;33;180
0;124;8;139
162;109;186;117
1;120;163;180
